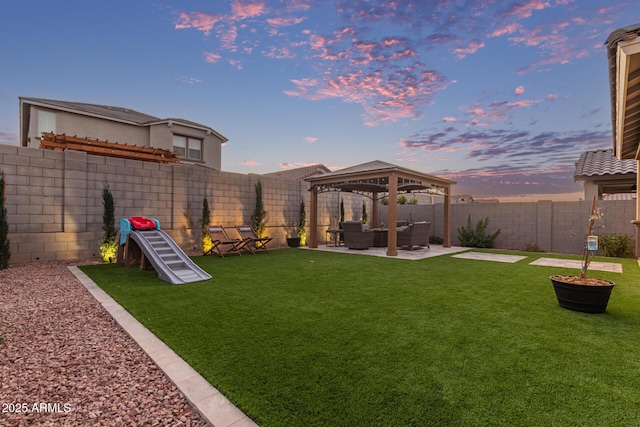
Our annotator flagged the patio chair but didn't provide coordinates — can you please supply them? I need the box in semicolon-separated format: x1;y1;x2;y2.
205;226;246;257
235;225;272;253
397;221;431;250
342;221;374;250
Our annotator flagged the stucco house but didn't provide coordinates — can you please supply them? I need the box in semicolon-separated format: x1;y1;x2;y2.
19;97;228;168
606;22;640;256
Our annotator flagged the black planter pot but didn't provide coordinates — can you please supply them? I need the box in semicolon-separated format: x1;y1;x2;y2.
550;275;615;313
286;237;301;248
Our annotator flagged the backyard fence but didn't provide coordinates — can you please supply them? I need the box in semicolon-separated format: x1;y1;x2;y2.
0;143;636;262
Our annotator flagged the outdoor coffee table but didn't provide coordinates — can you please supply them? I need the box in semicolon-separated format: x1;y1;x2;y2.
372;228;388;247
326;229;343;246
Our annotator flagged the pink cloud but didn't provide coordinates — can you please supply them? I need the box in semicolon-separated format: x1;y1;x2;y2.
244;160;260;166
516;48;588;74
266;16;305;27
231;0;266;19
174;12;221;36
262;45;295;59
280;161;317;169
490;23;520;37
502;0;552;19
203;52;222;63
178;76;202;84
443;116;457;122
453;40;485;59
304;137;318;143
216;23;239;51
515;85;525;95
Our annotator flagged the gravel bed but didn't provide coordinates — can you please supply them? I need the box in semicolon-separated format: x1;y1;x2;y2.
0;261;209;426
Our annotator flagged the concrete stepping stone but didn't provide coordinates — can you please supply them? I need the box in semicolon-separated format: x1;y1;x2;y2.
452;252;527;263
529;257;622;273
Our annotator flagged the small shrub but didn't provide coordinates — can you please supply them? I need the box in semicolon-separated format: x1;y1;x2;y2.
430;235;444;245
457;214;501;248
599;234;634;258
524;241;544;252
397;194;408;204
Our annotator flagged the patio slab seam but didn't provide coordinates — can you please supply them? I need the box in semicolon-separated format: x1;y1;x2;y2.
67;266;258;427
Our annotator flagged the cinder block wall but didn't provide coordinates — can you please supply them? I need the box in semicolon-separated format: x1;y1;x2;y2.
380;199;636;255
0;145;309;262
1;143;637;261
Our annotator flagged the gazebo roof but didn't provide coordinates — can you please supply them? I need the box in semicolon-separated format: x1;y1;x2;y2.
305;160;455;194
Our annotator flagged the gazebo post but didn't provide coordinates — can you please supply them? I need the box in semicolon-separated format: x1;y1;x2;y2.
309;186;318;248
443;184;452;248
387;173;398;256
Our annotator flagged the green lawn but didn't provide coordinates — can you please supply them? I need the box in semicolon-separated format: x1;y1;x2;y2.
80;249;640;426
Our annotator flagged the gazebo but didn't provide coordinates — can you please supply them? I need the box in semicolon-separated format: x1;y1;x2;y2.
305;160;456;256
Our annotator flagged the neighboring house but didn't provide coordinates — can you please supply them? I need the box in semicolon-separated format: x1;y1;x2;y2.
262;164;331;181
19;97;228;169
574;149;637;200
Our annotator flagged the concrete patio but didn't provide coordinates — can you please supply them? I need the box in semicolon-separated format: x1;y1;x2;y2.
305;244;469;260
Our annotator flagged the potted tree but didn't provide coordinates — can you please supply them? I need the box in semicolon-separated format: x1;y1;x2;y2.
287;201;306;247
550;196;615;313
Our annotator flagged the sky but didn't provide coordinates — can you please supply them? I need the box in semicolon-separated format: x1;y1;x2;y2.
1;1;638;201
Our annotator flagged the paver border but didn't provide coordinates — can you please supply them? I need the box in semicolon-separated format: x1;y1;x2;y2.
68;266;258;427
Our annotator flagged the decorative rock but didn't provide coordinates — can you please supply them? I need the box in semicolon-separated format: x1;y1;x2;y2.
0;261;208;426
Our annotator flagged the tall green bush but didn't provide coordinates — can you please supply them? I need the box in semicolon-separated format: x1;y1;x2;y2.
361;201;368;224
457;214;501;248
599;234;634;258
0;171;11;268
99;185;117;262
298;201;306;246
252;181;267;238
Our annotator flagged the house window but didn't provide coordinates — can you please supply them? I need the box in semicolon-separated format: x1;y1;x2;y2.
38;110;56;136
173;135;202;161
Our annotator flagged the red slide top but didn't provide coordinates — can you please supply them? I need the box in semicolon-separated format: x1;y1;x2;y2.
129;216;157;230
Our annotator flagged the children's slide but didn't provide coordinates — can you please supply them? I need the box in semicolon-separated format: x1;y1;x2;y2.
121;217;211;285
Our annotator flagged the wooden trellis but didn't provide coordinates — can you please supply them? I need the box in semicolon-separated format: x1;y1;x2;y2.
40;132;180;164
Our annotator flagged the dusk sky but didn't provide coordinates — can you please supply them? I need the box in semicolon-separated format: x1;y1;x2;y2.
1;1;638;201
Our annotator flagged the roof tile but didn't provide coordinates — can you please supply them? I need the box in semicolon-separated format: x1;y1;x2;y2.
574;149;636;178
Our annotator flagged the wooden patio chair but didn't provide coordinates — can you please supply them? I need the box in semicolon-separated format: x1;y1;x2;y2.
235;225;272;253
205;226;246;257
223;226;255;255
